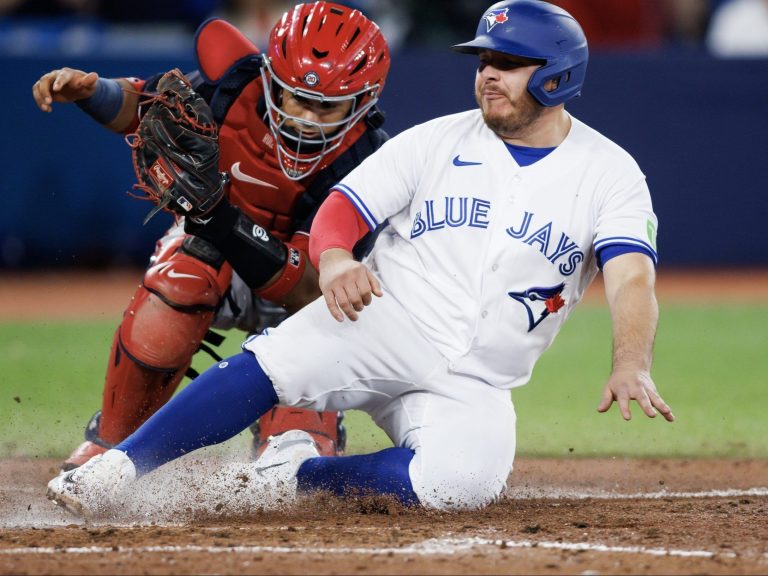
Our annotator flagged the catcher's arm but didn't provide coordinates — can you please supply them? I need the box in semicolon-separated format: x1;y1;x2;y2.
267;233;320;314
33;67;140;132
184;202;319;312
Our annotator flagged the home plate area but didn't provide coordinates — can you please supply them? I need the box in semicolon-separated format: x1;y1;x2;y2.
1;457;766;575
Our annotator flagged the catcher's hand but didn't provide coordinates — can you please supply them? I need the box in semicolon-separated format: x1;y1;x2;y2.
33;67;99;112
128;68;227;224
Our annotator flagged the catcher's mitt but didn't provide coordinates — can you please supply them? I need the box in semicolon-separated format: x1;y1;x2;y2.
127;68;227;224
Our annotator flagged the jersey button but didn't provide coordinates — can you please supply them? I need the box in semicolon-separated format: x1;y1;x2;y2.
481;310;488;318
491;263;499;272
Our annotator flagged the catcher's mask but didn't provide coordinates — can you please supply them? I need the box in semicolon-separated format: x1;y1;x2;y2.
261;1;390;180
452;0;588;107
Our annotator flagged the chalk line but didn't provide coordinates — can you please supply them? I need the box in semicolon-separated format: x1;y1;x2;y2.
1;536;765;561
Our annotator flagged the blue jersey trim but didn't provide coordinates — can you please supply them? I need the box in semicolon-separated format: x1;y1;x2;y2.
596;243;657;269
333;184;378;231
504;142;556;167
594;236;657;264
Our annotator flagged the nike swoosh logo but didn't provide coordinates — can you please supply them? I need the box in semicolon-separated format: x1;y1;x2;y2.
167;269;202;280
230;162;278;188
252;437;316;475
452;155;483;167
253;461;289;476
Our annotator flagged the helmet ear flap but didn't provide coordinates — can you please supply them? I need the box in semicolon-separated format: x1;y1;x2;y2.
527;58;588;107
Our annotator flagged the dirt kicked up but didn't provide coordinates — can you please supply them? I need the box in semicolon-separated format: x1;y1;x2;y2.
1;457;766;575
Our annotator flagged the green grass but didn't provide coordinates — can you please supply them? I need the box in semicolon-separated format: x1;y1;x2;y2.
1;303;766;459
515;303;768;457
0;321;389;458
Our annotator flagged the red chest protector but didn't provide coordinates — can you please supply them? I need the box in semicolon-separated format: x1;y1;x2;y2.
217;82;300;240
195;18;367;242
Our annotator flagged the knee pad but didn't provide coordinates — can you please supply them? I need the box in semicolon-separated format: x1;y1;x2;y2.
99;236;234;444
144;235;232;311
120;235;232;370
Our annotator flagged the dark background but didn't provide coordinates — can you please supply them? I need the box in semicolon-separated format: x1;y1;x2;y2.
1;0;766;269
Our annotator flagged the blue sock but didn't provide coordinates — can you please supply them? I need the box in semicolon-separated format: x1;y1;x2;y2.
116;351;278;475
296;447;419;506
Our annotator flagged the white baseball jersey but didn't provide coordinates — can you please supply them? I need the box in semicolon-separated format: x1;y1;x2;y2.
335;109;658;390
244;108;656;508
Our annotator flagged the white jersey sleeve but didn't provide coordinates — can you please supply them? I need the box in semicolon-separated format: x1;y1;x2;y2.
593;163;658;264
332;121;433;230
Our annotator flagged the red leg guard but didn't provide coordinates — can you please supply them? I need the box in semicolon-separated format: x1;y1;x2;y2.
98;321;195;444
97;235;232;445
253;408;346;457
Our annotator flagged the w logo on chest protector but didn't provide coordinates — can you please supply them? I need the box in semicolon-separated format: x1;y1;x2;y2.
508;283;566;332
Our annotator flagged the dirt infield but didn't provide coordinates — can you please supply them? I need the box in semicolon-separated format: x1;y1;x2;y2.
1;269;767;574
1;457;766;575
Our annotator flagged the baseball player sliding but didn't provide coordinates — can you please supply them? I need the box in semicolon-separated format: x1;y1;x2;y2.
48;0;675;515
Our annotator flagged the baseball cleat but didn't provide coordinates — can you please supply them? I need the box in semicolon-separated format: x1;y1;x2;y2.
47;449;136;518
211;430;319;512
256;429;320;482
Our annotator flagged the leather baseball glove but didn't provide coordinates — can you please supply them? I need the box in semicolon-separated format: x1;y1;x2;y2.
128;68;227;224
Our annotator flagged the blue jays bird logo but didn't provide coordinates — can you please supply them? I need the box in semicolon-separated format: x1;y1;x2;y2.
484;7;509;32
508;283;566;332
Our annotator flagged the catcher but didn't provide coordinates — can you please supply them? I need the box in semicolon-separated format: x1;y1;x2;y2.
31;2;390;469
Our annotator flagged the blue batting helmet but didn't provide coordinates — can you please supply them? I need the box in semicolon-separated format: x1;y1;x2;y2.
452;0;588;107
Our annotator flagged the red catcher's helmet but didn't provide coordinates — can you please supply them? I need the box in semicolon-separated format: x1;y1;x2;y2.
261;1;390;180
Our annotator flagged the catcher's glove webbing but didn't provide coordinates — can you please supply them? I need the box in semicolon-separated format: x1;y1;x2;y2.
127;68;227;224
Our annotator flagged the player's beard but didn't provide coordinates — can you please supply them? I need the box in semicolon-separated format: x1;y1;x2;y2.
475;87;545;140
